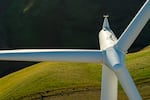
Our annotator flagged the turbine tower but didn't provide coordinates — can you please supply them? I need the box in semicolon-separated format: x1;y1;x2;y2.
99;15;118;100
0;0;149;100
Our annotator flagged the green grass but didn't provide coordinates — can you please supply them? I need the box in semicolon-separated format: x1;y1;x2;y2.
0;46;150;100
126;46;150;84
0;62;101;100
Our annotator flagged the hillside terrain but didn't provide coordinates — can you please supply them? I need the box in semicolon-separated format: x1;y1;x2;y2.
0;46;149;100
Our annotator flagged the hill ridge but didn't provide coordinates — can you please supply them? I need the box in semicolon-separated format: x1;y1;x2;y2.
0;46;150;100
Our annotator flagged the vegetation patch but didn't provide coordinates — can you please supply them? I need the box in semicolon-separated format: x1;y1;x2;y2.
0;46;150;100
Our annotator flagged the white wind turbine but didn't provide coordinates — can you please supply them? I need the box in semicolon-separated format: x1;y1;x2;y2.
0;0;150;100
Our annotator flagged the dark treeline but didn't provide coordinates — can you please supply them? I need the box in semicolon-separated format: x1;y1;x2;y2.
0;0;149;77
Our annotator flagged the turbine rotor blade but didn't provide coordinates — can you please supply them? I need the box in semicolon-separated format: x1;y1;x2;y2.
114;64;142;100
0;49;103;63
103;47;142;100
116;0;150;52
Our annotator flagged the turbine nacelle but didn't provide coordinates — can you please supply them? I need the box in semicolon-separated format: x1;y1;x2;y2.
99;15;142;100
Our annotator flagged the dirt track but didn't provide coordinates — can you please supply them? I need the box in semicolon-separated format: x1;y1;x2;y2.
45;89;100;100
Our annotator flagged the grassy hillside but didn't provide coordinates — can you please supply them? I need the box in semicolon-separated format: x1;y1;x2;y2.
0;46;150;100
0;63;101;100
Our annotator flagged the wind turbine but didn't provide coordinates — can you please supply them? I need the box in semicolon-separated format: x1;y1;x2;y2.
0;0;150;100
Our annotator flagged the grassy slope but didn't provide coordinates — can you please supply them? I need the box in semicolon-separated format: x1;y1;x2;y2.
0;46;150;100
0;63;101;100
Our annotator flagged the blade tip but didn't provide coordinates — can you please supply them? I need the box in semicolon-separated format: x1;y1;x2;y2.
103;15;109;18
